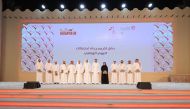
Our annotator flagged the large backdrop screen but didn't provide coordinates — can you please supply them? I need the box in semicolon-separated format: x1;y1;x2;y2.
21;22;173;72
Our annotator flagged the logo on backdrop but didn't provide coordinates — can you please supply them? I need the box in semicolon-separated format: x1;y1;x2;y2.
120;25;136;31
60;28;77;36
108;25;136;35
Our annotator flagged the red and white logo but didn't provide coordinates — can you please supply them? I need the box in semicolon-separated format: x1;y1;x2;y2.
60;28;77;36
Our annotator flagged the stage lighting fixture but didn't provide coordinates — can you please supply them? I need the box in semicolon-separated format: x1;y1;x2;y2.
60;4;65;9
41;4;46;9
121;3;126;8
80;4;85;9
148;3;153;8
101;3;106;9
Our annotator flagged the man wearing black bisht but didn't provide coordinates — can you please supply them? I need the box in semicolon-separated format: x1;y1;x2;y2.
101;62;109;84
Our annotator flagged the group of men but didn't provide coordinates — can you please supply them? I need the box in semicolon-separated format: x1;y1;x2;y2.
35;59;142;84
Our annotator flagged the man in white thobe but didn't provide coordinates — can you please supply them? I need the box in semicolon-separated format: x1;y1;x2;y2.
35;59;43;83
45;60;53;84
60;61;68;84
92;59;100;84
83;60;91;84
111;61;118;84
52;61;60;84
76;60;84;84
126;60;134;85
68;61;76;84
118;60;127;84
133;59;142;84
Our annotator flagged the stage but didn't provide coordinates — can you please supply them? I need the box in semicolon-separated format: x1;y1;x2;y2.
0;0;190;108
0;82;190;109
0;82;190;90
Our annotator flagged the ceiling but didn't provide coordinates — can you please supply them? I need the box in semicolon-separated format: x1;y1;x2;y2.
2;0;190;11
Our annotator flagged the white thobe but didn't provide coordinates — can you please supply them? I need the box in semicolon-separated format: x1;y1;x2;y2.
52;64;60;83
84;62;91;84
111;63;118;84
126;64;134;84
118;63;127;84
35;62;43;83
68;64;76;84
92;62;100;84
133;63;142;84
45;62;53;83
76;63;84;84
60;64;68;84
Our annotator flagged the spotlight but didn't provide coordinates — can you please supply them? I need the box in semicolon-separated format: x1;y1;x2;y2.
148;3;153;8
80;4;85;9
60;4;65;9
41;4;46;9
121;3;126;8
101;3;106;9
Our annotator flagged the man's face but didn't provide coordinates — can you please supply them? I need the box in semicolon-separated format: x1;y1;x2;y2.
63;61;66;64
135;59;139;63
128;61;131;64
113;61;116;64
38;59;41;62
121;60;124;63
86;60;88;63
95;59;97;63
78;61;80;64
71;61;74;64
55;61;57;64
48;60;50;63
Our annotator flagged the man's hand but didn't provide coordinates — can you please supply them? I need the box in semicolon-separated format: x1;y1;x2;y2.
37;69;42;72
136;69;140;72
48;70;51;73
120;70;125;72
55;71;58;76
112;70;116;72
128;70;132;73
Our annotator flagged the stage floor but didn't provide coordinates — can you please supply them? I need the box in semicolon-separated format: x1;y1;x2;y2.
0;82;190;90
0;82;190;108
